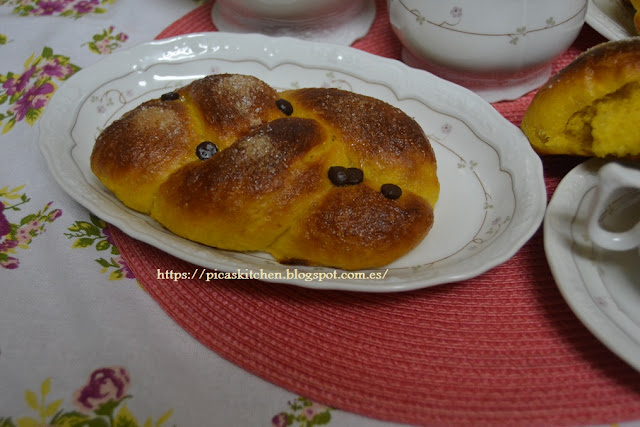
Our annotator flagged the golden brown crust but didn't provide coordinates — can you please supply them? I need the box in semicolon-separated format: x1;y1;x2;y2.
151;117;332;251
91;74;284;213
521;39;640;160
90;98;204;213
181;74;283;148
280;88;439;207
270;185;433;270
91;74;439;270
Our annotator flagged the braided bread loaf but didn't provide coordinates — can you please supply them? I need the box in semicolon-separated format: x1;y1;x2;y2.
91;74;439;270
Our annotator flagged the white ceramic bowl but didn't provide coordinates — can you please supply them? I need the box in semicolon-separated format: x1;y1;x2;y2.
212;0;376;45
388;0;588;102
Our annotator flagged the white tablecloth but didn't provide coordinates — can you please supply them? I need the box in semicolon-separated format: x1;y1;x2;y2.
0;1;395;425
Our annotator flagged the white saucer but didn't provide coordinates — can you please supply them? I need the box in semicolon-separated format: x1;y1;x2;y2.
545;158;640;372
211;0;376;46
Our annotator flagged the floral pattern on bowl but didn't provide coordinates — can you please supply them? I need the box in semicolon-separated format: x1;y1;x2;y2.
395;1;586;46
388;0;588;102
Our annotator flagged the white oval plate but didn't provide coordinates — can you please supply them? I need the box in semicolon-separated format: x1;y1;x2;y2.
587;0;637;40
545;159;640;372
39;32;545;292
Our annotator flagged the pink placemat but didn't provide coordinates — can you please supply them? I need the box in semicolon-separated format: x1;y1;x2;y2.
110;1;640;425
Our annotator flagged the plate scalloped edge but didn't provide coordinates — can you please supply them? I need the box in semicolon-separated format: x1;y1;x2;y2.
38;31;546;292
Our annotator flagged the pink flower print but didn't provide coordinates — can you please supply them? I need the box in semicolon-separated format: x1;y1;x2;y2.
0;204;10;237
25;219;40;233
114;255;135;279
74;0;99;14
1;256;19;269
47;208;62;222
302;402;328;421
10;82;54;122
450;7;463;19
96;38;112;55
2;80;17;96
117;32;129;43
0;239;18;252
72;366;131;414
271;413;288;427
40;58;73;79
15;227;32;244
34;0;68;15
2;66;36;97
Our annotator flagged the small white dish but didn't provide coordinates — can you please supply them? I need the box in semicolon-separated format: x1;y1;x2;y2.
545;158;640;372
211;0;376;45
39;32;546;292
586;0;637;40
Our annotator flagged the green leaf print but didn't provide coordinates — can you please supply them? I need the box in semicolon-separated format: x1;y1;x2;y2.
2;118;15;134
95;239;111;251
41;46;53;58
83;26;129;55
0;417;17;427
91;214;107;228
3;367;174;427
113;404;138;427
49;411;91;427
72;237;95;248
19;214;36;226
65;214;135;281
94;397;130;418
1;186;62;269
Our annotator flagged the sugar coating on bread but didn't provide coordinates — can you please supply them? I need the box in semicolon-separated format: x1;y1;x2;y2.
91;74;439;270
521;39;640;160
184;74;283;146
281;88;439;206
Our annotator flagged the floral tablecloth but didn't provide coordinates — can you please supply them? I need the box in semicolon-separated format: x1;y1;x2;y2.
1;1;640;426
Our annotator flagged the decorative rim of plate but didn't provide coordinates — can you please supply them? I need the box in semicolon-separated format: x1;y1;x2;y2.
38;31;546;292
